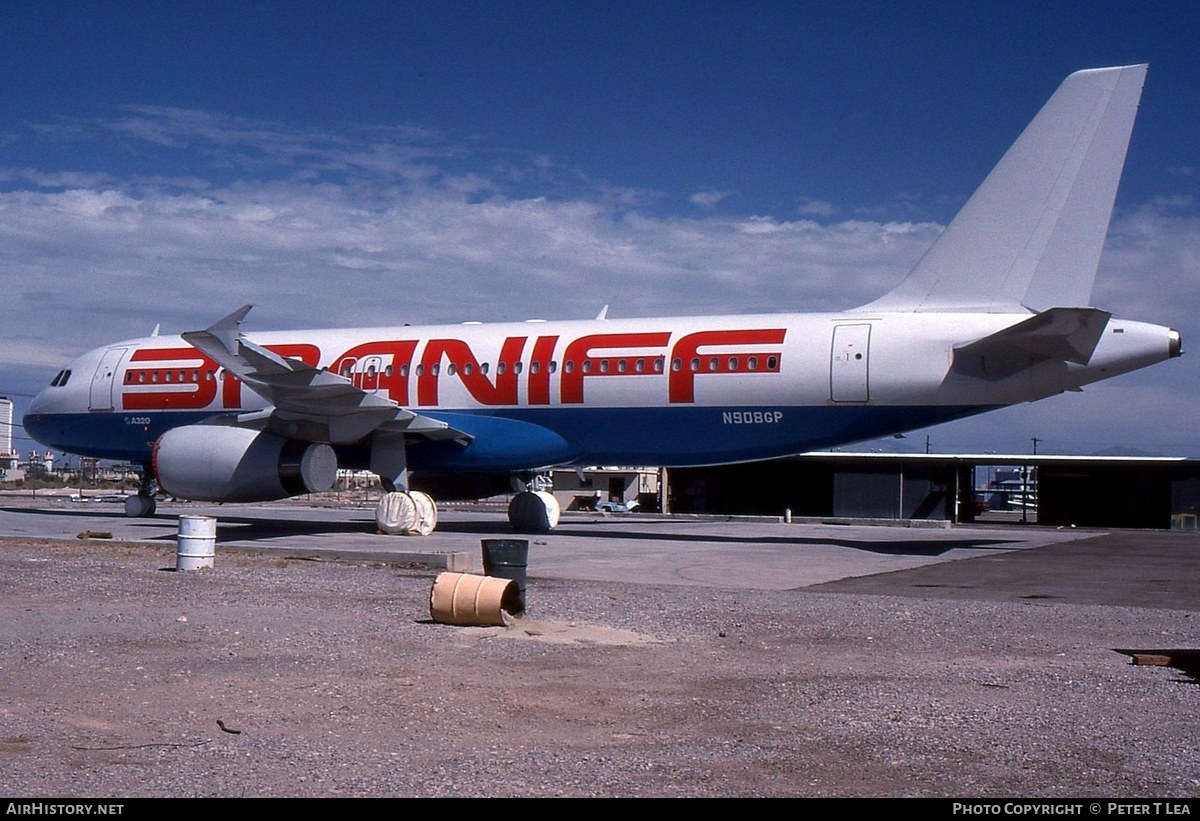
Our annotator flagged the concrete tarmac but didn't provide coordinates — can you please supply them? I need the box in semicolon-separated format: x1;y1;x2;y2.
2;492;1196;607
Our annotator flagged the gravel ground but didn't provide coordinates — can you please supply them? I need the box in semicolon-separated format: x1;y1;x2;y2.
1;537;1198;798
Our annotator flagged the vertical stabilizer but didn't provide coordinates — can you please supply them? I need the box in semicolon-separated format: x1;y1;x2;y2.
863;64;1147;313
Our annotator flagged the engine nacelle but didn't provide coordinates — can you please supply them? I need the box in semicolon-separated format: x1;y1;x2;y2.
153;425;337;503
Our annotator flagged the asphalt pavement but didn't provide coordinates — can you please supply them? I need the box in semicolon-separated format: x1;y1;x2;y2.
2;491;1196;607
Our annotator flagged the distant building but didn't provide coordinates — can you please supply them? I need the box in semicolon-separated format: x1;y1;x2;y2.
0;396;17;473
550;468;660;511
666;452;1200;530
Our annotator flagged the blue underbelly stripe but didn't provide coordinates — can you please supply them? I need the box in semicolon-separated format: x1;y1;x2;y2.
24;405;996;468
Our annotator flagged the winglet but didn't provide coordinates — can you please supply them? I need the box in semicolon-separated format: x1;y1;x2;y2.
206;304;254;356
183;304;301;379
864;65;1148;313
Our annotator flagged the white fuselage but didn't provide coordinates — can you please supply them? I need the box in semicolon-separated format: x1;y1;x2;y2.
24;309;1179;470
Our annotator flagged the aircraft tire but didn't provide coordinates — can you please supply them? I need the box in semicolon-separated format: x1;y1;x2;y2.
508;490;560;533
376;491;437;536
124;494;156;518
408;490;438;536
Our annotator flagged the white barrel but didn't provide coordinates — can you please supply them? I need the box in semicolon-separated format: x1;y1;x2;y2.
176;515;216;571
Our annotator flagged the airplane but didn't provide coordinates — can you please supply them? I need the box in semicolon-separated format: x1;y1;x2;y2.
23;64;1182;535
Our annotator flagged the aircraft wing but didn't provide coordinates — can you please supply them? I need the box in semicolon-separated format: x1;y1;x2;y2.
182;305;470;445
951;307;1112;381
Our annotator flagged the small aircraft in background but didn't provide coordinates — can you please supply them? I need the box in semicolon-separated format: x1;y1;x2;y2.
25;65;1180;534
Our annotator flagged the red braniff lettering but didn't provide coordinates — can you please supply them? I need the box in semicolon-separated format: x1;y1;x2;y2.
667;329;785;403
122;326;787;413
560;332;671;404
528;335;560;406
417;336;528;406
122;348;217;410
122;344;323;411
328;340;419;403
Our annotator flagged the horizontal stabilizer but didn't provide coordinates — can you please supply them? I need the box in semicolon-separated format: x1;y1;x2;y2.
952;307;1111;380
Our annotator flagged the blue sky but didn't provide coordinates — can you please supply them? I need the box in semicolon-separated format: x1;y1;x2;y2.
2;1;1198;457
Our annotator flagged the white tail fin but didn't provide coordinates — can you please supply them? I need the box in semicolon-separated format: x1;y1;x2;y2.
864;64;1147;313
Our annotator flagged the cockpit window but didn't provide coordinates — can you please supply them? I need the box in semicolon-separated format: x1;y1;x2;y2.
50;369;72;387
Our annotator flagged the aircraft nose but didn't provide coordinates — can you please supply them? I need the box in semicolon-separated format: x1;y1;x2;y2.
23;388;55;439
23;407;48;446
26;386;51;416
1169;328;1182;358
24;374;71;447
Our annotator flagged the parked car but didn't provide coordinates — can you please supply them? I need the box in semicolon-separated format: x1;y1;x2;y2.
596;499;639;513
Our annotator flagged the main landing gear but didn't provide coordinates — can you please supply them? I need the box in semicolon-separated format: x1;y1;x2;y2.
369;435;560;536
123;464;157;518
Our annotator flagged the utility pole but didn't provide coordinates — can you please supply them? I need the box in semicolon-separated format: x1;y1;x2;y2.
1021;466;1029;524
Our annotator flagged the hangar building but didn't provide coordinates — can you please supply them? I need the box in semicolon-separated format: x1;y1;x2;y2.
662;453;1200;530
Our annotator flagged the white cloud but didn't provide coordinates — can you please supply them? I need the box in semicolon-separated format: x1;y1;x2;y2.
796;198;834;217
0;168;117;189
689;190;732;208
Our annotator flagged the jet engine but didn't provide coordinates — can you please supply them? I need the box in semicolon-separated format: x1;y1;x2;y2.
153;425;337;503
